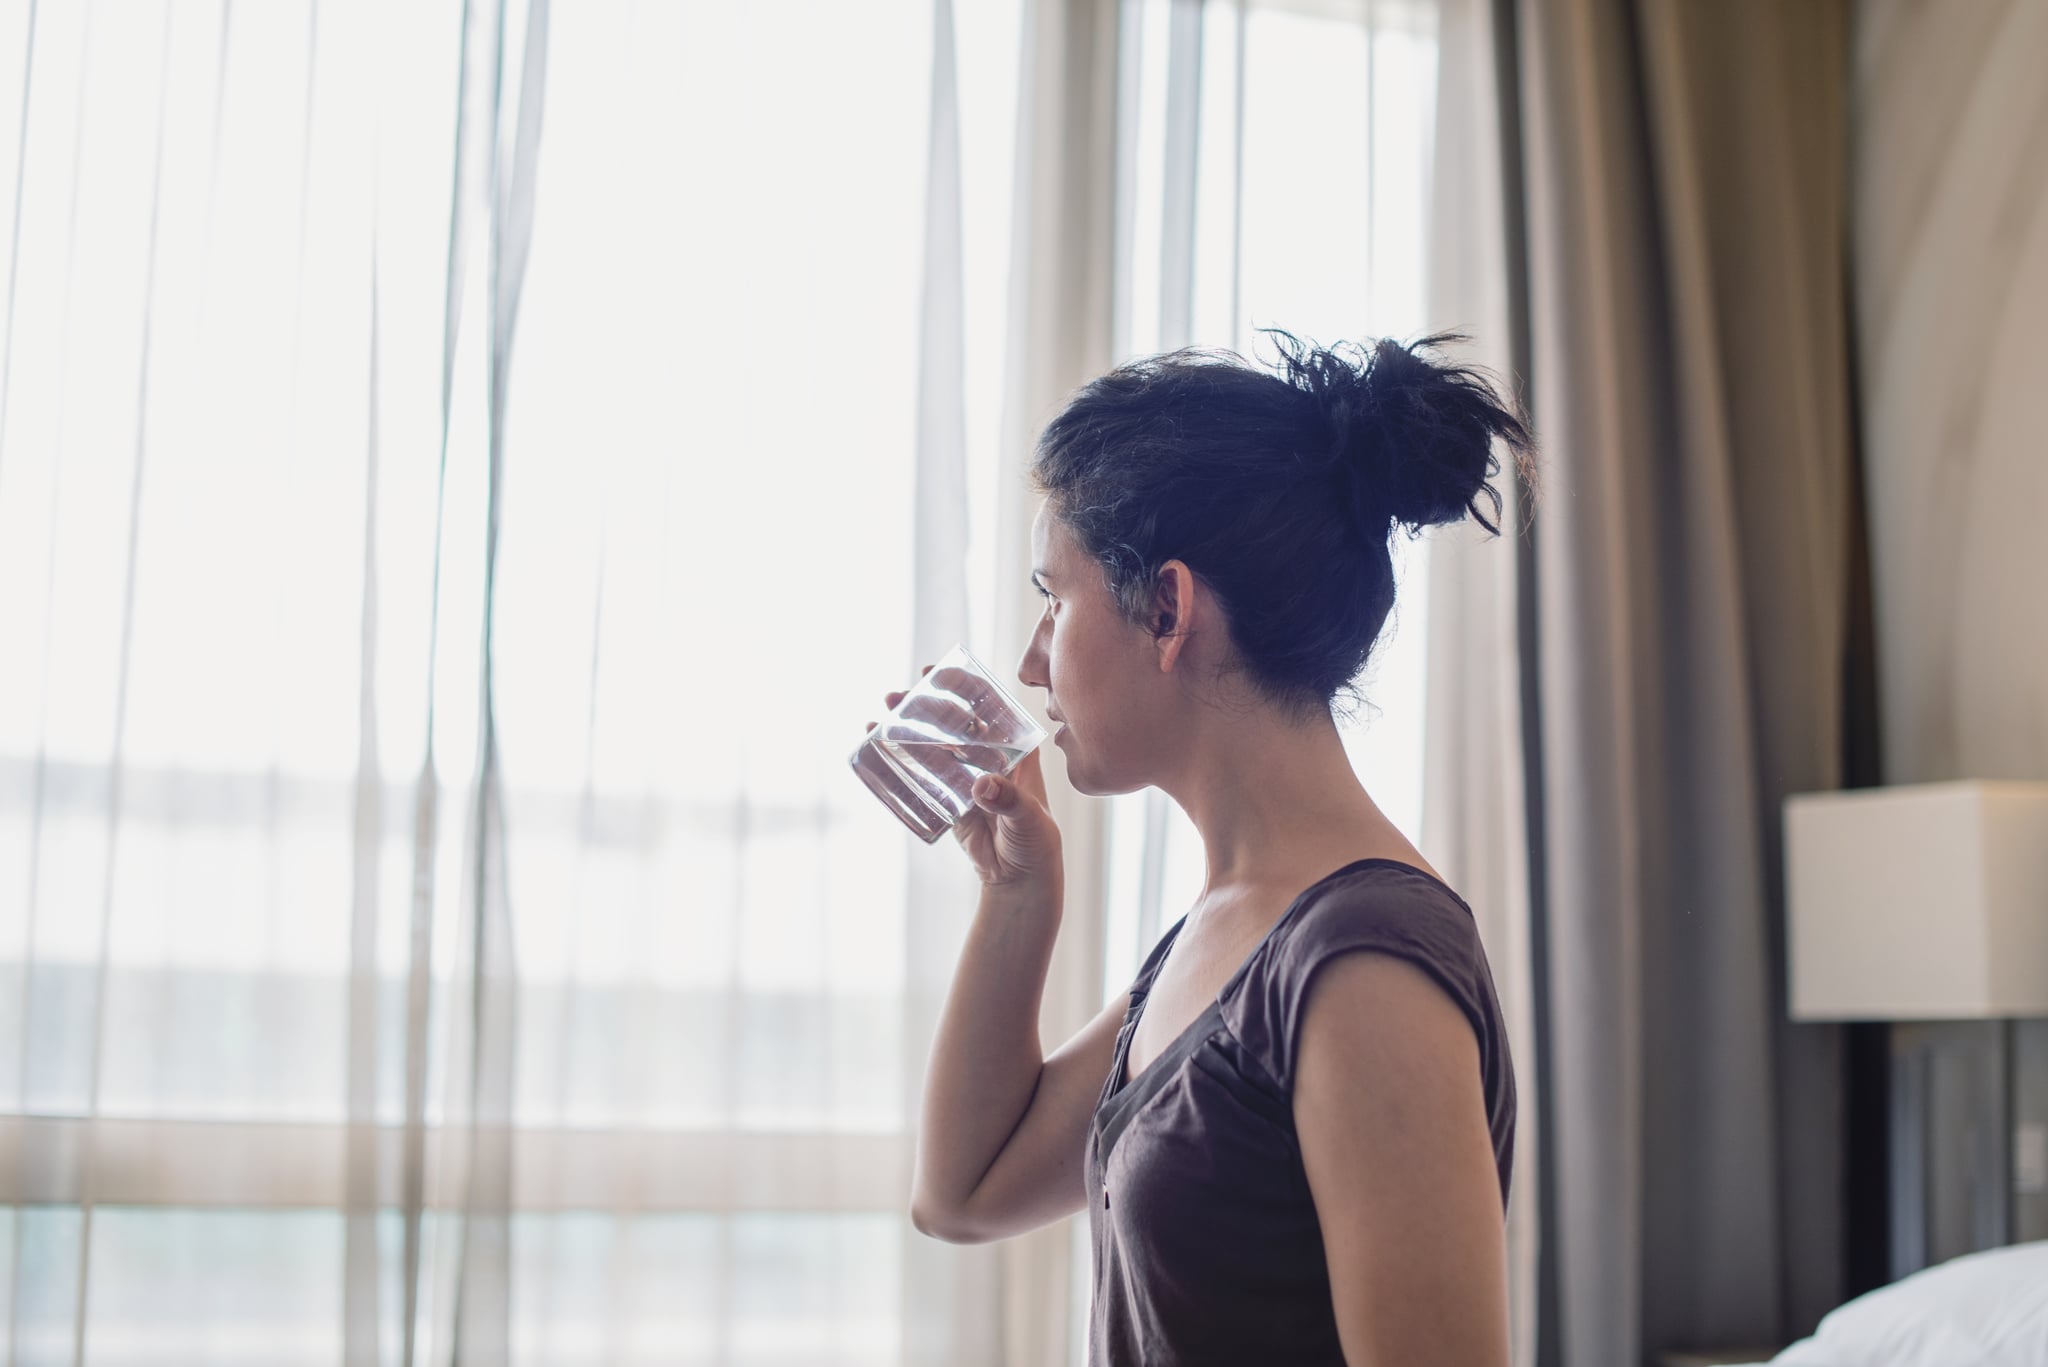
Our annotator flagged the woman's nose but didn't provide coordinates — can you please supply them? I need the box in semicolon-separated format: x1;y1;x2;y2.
1015;643;1043;692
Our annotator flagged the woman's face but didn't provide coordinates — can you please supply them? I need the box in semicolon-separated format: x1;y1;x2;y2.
1016;503;1165;796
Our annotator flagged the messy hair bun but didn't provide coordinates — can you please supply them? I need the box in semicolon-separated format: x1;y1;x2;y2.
1030;328;1536;722
1277;330;1531;535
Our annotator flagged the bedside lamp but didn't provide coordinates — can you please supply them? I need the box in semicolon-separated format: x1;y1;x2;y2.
1785;780;2048;1021
1783;779;2048;1281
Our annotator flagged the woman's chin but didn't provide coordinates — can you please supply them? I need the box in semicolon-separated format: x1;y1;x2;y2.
1050;728;1131;799
1052;733;1091;791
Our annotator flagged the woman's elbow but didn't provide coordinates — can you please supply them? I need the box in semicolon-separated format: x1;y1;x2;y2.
909;1197;986;1244
908;1198;952;1241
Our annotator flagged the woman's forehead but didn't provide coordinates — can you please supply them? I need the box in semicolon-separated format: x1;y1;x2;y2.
1031;502;1063;563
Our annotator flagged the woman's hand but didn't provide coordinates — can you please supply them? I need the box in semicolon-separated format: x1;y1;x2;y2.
869;664;1062;891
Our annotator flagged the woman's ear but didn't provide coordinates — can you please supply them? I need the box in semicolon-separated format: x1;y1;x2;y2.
1152;559;1198;672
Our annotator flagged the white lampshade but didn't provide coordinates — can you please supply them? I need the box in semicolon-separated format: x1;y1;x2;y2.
1784;780;2048;1021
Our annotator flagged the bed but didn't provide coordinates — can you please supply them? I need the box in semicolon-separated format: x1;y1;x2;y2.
1714;1240;2048;1366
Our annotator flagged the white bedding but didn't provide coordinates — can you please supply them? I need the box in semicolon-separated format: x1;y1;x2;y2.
1750;1241;2048;1367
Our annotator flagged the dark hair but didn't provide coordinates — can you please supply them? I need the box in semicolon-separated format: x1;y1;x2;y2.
1029;328;1537;724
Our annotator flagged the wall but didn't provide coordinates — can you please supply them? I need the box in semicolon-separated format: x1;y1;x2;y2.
1851;0;2048;1258
1853;0;2048;782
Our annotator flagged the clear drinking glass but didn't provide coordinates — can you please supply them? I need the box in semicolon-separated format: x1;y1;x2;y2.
849;641;1048;844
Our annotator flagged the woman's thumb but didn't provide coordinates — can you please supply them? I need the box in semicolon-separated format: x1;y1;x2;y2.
971;774;1005;809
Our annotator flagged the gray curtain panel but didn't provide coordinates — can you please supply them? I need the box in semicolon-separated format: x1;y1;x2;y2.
1492;0;1863;1360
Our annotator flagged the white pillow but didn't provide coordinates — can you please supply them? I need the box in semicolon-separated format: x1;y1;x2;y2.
1768;1240;2048;1367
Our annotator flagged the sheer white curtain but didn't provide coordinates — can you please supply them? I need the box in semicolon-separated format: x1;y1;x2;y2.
0;0;1065;1361
1;1;520;1360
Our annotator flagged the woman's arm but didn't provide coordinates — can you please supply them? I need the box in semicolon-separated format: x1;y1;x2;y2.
911;872;1135;1244
910;878;1064;1237
1292;952;1509;1367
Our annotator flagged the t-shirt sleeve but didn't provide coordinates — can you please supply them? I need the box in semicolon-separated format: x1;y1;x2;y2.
1222;871;1499;1097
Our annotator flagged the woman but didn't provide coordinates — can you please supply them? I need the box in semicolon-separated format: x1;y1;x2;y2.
880;331;1533;1366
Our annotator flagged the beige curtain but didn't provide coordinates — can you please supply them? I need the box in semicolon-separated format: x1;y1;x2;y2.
1432;0;1865;1360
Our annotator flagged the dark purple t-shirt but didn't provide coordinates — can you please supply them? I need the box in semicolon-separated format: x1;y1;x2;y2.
1083;857;1517;1365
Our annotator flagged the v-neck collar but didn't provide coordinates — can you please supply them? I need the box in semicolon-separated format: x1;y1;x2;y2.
1093;857;1439;1160
1097;856;1466;1164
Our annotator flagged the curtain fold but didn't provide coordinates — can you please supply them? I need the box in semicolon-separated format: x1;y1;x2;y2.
1421;6;1539;1365
991;1;1120;1360
343;92;389;1367
1462;0;1861;1360
898;0;1005;1361
64;2;176;1357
